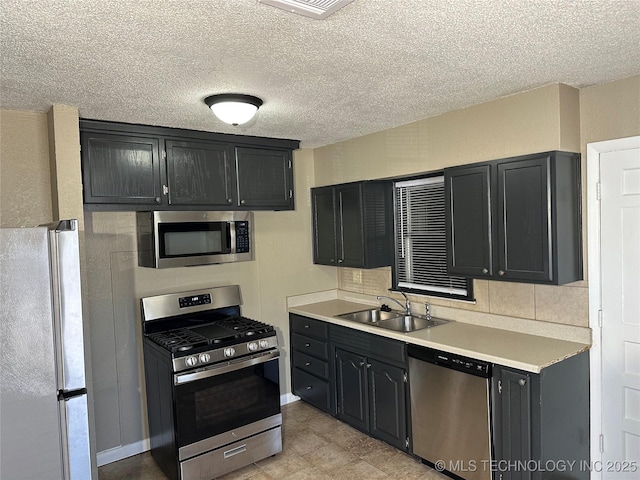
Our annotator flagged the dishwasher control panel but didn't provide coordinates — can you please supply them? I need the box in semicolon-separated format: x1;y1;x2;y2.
435;352;490;377
408;344;491;378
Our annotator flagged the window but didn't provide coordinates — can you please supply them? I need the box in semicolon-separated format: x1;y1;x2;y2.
393;175;473;300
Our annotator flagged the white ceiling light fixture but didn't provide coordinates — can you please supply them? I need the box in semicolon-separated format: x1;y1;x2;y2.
204;94;263;126
258;0;355;19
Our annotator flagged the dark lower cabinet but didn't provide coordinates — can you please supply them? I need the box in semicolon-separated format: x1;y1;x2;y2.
335;348;407;450
492;351;590;480
289;314;408;451
289;315;333;414
445;151;582;285
335;349;369;431
367;359;407;448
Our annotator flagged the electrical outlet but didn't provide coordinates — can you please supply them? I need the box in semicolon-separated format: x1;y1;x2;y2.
352;270;362;284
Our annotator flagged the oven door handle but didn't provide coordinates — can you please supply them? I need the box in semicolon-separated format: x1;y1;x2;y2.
174;350;279;385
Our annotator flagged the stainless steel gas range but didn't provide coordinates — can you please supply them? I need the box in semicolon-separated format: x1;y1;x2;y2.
140;285;282;480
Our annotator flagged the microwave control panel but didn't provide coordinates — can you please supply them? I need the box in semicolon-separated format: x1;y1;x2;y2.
235;221;250;253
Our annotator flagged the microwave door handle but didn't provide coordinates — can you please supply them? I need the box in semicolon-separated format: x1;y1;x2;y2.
174;350;279;385
228;221;235;254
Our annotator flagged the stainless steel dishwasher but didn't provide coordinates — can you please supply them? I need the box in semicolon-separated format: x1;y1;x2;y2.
408;345;492;480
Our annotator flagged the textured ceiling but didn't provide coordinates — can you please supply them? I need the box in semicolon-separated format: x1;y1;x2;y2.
1;1;639;148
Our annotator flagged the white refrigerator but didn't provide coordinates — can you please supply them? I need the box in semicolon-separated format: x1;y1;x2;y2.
0;219;94;480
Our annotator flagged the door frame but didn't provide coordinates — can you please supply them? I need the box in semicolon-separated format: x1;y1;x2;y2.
586;135;640;479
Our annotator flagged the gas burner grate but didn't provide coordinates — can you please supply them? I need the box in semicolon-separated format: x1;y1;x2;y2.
148;329;209;353
216;316;274;336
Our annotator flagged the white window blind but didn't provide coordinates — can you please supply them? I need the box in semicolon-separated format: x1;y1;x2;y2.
394;176;469;298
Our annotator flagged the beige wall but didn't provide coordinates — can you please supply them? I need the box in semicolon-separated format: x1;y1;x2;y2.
0;110;53;226
314;79;639;329
314;84;580;185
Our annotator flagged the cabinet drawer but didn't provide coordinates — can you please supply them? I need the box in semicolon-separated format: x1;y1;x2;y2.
330;325;406;366
293;351;329;379
290;314;328;340
293;368;331;412
292;333;328;360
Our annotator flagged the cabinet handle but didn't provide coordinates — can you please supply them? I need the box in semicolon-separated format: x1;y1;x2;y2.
359;361;366;367
304;324;310;329
338;259;344;264
155;197;161;203
306;385;312;390
227;198;232;203
162;184;169;195
240;199;245;205
519;378;526;386
366;363;371;368
498;270;505;276
482;268;488;274
305;362;311;366
305;343;310;347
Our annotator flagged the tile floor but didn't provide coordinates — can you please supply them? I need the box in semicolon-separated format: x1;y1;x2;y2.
98;400;447;480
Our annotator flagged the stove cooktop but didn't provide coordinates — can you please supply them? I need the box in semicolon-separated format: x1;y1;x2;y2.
146;316;275;354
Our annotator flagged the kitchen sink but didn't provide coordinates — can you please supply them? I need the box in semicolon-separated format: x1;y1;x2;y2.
375;315;449;333
337;308;402;324
336;309;449;332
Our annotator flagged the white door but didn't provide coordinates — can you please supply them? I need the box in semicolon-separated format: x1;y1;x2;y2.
591;137;640;480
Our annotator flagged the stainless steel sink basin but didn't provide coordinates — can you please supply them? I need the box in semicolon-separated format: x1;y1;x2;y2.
376;315;449;333
337;309;449;332
337;308;401;324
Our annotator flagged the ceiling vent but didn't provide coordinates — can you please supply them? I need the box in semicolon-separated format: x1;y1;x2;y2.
258;0;355;19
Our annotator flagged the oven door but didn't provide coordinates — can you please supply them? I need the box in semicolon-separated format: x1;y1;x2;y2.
173;350;280;450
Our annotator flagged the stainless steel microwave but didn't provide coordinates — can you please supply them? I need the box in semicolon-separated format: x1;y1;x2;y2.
136;211;253;268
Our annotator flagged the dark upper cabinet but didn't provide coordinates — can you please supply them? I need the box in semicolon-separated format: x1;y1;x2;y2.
165;140;235;207
492;352;589;480
80;120;299;211
81;132;163;206
311;181;393;268
445;163;493;277
445;151;582;285
235;147;293;210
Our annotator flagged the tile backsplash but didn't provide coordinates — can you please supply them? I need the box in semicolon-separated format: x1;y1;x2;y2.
338;266;589;328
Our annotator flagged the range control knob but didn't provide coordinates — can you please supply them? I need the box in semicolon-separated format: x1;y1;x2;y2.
199;353;211;363
248;342;259;352
224;347;236;358
185;356;198;367
259;339;269;348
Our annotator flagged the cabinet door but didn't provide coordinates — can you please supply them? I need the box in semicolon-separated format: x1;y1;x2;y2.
445;164;493;277
496;368;532;480
235;147;293;210
368;360;407;450
497;156;552;282
336;185;365;267
81;132;162;205
335;349;369;432
165;140;235;207
312;187;337;265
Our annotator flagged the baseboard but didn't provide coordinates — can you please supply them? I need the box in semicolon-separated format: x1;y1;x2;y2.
280;392;300;405
96;438;150;467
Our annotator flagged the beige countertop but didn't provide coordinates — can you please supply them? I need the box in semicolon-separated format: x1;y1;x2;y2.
288;299;590;373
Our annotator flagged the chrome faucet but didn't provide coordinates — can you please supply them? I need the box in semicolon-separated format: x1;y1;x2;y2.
425;302;431;321
377;292;411;316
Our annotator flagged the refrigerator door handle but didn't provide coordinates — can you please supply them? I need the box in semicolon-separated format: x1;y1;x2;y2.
57;388;88;401
59;393;92;480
